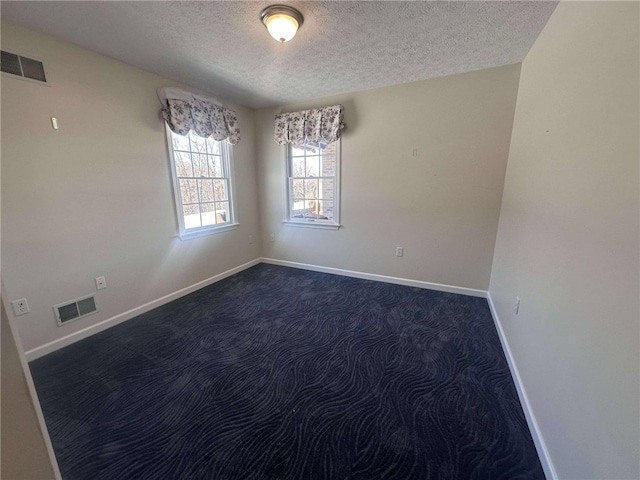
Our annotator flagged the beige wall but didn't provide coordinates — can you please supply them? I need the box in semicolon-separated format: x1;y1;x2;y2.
1;298;58;479
489;2;639;479
1;21;261;351
256;65;521;290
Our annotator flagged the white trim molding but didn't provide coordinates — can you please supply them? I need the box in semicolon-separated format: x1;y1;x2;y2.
260;257;486;297
282;220;341;230
24;258;261;361
19;255;553;479
486;293;558;480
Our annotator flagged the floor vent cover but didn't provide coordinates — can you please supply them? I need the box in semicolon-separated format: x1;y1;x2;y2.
1;50;48;84
54;295;97;326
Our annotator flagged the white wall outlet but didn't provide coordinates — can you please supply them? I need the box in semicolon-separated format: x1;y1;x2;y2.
95;276;107;290
11;298;30;316
270;233;275;242
514;296;521;315
248;235;253;244
395;247;404;257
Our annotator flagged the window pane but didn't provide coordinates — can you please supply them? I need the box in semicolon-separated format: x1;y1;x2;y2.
172;133;190;151
322;201;334;220
305;156;320;177
323;142;337;156
216;202;229;223
201;203;216;226
200;179;214;202
319;178;335;202
291;179;304;199
321;153;336;176
208;155;222;177
183;204;201;229
179;179;198;205
214;180;227;201
304;179;318;198
286;139;339;225
175;152;193;177
308;200;318;214
206;137;221;155
291;145;307;157
192;154;207;178
168;128;235;235
291;157;305;177
189;132;207;154
291;200;305;216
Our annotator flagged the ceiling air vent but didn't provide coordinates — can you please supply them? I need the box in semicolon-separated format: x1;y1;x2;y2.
54;295;97;326
1;50;48;84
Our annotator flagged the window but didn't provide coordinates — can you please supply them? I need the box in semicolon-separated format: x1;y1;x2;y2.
286;140;340;228
166;128;237;239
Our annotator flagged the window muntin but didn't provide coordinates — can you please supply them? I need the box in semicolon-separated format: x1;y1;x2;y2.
167;128;236;238
286;140;340;226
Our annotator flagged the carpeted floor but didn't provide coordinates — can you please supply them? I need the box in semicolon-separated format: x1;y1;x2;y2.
30;264;545;479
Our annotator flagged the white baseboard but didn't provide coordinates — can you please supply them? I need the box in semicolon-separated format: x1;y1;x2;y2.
26;258;482;361
24;258;261;361
260;257;487;298
263;255;556;479
486;293;557;480
21;255;554;479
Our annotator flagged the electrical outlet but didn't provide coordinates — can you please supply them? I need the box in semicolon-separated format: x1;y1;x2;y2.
270;233;275;242
248;235;253;244
11;298;30;316
514;296;521;315
95;276;107;290
395;247;404;257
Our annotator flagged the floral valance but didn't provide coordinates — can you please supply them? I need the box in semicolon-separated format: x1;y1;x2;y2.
274;105;344;146
158;87;240;145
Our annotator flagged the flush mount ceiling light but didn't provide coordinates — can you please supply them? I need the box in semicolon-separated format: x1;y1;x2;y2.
260;5;304;43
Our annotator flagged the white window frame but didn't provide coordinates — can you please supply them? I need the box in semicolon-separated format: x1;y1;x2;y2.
283;139;341;230
165;126;239;240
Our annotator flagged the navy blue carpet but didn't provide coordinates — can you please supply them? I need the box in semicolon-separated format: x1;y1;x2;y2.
31;264;545;480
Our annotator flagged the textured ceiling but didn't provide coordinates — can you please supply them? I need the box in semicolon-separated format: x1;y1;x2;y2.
1;1;557;108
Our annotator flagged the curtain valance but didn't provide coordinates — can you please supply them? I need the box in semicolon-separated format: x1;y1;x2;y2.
158;87;240;145
274;105;344;146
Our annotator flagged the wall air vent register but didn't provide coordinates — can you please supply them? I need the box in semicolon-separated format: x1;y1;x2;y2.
54;295;97;326
1;50;48;84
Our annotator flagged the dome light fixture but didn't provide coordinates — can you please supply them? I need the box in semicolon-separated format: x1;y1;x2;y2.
260;5;304;43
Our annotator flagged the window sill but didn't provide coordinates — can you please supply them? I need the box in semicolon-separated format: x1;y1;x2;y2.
176;223;239;240
283;220;341;230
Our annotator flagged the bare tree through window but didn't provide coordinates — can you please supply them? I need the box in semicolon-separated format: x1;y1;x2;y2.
168;130;233;232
